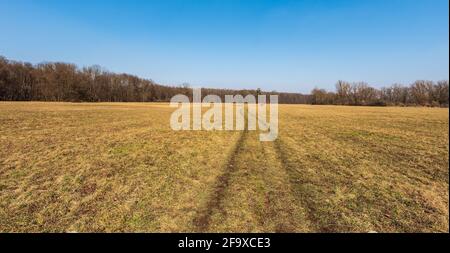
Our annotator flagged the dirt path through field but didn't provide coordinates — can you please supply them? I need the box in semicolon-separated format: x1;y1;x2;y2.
192;126;249;231
192;108;312;232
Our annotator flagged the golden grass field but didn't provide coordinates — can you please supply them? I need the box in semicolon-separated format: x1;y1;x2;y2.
0;102;448;232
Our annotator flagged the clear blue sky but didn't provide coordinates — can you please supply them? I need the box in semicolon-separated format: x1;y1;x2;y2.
0;0;448;93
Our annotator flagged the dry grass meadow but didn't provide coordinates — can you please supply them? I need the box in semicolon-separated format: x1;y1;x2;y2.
0;102;448;232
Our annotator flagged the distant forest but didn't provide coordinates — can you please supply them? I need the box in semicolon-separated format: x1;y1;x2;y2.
0;56;309;104
0;56;448;106
312;80;448;107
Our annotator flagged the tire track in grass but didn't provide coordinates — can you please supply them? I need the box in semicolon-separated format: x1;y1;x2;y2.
273;138;322;232
257;141;313;232
194;107;312;232
192;109;248;232
239;109;312;232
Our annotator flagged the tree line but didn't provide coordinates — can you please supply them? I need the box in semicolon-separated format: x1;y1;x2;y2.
1;56;448;106
311;80;449;107
0;56;310;104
